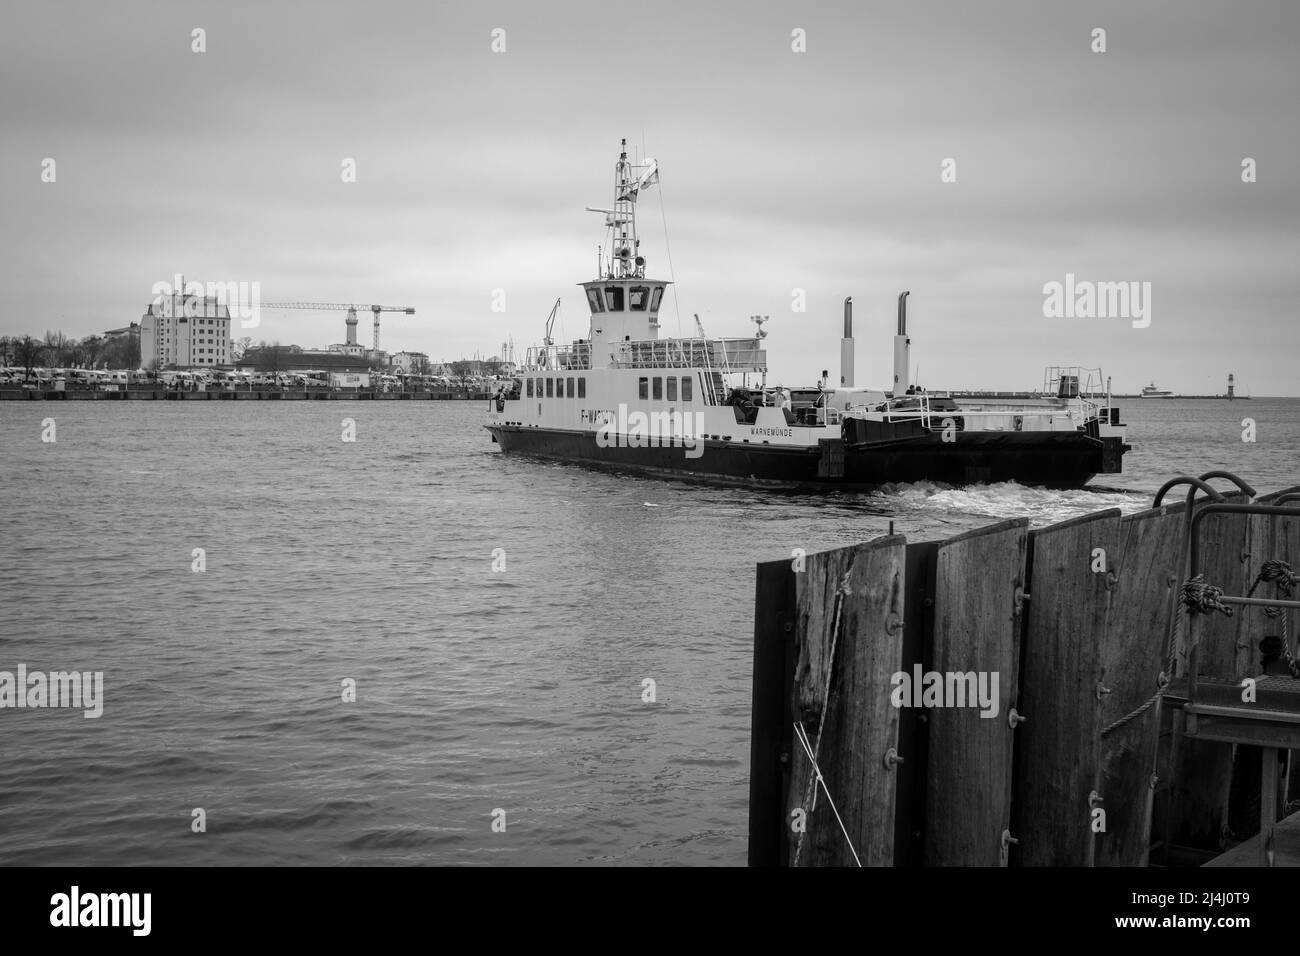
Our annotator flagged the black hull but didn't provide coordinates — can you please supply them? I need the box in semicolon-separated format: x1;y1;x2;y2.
486;425;1125;490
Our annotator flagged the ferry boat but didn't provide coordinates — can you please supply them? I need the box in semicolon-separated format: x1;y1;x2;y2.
1140;382;1173;398
486;142;1130;489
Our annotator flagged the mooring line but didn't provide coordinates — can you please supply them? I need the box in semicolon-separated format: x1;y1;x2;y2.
791;561;861;867
1102;589;1184;738
792;720;862;867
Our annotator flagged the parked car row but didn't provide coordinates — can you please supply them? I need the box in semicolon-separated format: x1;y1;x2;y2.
1;367;509;392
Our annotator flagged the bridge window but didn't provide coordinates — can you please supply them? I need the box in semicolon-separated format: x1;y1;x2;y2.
667;377;677;401
546;378;554;398
638;377;648;400
566;377;574;397
586;288;604;313
650;287;664;312
578;377;586;398
605;287;624;311
652;377;663;400
629;286;650;311
526;379;534;397
682;376;693;401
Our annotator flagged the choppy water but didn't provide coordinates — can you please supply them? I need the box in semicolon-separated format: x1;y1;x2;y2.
0;397;1296;865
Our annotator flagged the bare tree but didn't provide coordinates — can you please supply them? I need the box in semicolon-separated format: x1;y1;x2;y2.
449;359;475;389
15;335;45;378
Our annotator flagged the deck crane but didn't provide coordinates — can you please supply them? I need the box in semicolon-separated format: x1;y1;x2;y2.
543;298;561;347
260;302;416;352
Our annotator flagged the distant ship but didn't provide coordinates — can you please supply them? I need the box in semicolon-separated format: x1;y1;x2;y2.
1140;382;1173;398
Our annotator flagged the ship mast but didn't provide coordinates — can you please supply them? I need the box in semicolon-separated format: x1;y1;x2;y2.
608;139;645;279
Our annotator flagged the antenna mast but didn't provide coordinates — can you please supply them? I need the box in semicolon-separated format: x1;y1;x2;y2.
611;139;642;279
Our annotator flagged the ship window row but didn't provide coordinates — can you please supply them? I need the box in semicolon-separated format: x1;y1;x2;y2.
637;376;693;402
527;377;586;399
585;285;666;314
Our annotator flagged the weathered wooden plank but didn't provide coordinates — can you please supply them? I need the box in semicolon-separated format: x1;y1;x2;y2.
1239;487;1300;815
924;519;1027;867
748;556;796;867
1095;501;1187;866
1171;503;1255;853
1016;509;1122;865
1188;510;1253;679
1267;487;1300;804
786;535;907;866
894;540;938;867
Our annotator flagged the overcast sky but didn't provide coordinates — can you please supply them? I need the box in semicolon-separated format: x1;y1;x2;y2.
2;0;1296;394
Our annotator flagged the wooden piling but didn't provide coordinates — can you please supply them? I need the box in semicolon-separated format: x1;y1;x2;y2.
747;557;796;866
1016;509;1121;865
786;535;907;866
1094;501;1187;865
924;519;1027;867
1168;502;1254;856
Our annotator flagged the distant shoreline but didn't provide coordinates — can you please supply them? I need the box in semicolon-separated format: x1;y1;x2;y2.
0;387;494;402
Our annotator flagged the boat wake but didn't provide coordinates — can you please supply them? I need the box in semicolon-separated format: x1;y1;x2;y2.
867;480;1149;527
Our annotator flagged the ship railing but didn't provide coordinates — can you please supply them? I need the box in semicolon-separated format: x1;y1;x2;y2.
524;343;591;371
873;392;1098;433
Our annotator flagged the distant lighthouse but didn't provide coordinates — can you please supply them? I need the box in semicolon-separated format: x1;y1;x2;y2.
1227;372;1235;401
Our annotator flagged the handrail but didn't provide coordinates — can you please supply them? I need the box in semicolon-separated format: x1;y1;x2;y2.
1152;476;1227;510
1194;469;1257;502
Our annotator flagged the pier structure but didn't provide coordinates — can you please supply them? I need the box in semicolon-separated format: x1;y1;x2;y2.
749;472;1300;866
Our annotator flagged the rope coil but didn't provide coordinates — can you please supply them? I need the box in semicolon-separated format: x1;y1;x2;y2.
1249;558;1299;619
1180;575;1234;617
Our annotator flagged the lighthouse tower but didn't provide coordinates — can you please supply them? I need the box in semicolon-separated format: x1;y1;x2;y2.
1227;372;1235;400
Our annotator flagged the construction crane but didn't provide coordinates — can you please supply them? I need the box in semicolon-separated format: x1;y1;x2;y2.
260;302;415;352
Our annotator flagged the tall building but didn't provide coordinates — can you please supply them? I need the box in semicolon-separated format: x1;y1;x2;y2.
141;289;231;368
